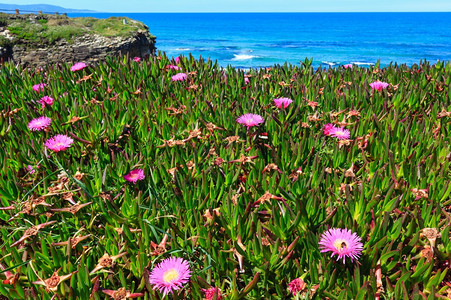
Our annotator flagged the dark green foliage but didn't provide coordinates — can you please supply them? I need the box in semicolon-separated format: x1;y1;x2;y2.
0;54;449;299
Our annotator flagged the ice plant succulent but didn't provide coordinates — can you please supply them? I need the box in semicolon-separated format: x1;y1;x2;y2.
288;277;307;296
124;169;145;184
32;270;76;292
133;57;141;62
44;134;74;152
28;116;51;131
319;228;363;263
370;80;389;91
102;287;144;300
236;113;264;128
150;234;169;256
90;252;127;274
273;97;293;109
167;64;181;70
10;221;56;248
32;83;47;92
70;62;87;71
51;233;91;249
323;123;335;136
27;165;37;174
329;126;351;140
171;72;188;81
202;287;223;300
39;96;54;108
149;256;191;297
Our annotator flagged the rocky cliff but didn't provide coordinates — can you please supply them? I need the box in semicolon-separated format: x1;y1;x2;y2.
0;13;156;67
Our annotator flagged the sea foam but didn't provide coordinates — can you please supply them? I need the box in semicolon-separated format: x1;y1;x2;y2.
232;54;258;61
351;62;375;66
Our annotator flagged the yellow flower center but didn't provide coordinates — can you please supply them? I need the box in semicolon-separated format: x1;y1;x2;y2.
163;269;179;283
333;239;348;252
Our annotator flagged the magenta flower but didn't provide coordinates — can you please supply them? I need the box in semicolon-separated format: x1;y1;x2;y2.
329;127;351;140
174;56;181;64
28;116;51;131
32;83;47;92
26;165;35;174
124;169;145;184
39;96;54;108
237;113;264;128
319;228;363;263
202;287;222;300
133;57;141;62
343;64;353;69
149;257;191;297
370;80;389;91
273;97;293;109
70;62;87;72
288;277;306;296
167;64;181;70
171;73;188;82
323;123;335;136
44;134;74;152
27;165;39;174
244;77;250;84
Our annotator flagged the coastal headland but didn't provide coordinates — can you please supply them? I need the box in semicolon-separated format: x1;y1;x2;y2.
0;12;156;67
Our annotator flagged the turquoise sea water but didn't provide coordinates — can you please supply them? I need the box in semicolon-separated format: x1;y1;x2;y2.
68;13;451;68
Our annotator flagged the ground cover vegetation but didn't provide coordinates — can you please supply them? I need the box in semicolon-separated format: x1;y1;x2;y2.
0;13;150;47
0;54;450;299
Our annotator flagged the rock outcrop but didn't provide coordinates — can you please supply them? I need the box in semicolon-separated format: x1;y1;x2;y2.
0;13;156;67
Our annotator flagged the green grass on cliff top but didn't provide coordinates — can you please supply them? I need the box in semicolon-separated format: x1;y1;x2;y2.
0;13;151;45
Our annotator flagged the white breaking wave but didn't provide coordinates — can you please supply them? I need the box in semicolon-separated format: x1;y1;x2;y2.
232;54;258;61
322;61;338;66
176;48;192;51
351;62;375;66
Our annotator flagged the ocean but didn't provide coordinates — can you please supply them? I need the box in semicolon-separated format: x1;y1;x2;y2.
68;12;451;68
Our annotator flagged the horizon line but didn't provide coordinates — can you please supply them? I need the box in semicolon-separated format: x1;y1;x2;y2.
74;11;451;14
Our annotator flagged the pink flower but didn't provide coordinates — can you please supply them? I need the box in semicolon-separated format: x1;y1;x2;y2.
70;62;87;72
244;77;250;84
44;134;74;152
237;113;264;128
343;64;353;69
202;287;222;300
149;257;191;297
174;56;181;64
39;96;54;108
124;169;145;184
329;127;351;140
273;97;293;109
370;81;389;91
288;277;306;296
133;57;141;62
323;123;335;136
171;73;188;82
28;116;51;131
167;64;181;70
319;228;363;263
32;83;47;92
27;165;39;174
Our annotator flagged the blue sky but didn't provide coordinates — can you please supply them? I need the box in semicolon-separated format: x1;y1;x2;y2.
2;0;451;12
